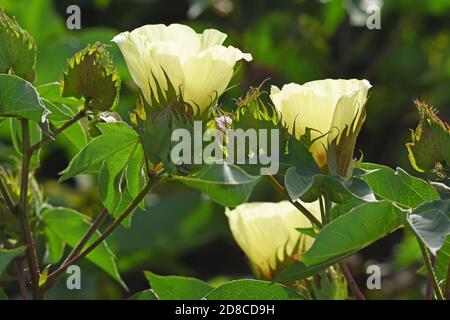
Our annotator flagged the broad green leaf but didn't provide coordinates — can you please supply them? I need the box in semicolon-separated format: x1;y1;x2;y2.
60;122;139;181
406;200;450;255
285;168;375;204
42;207;126;288
0;246;25;276
9;118;42;166
284;138;374;203
37;82;83;110
204;279;305;300
0;74;48;122
99;143;145;226
302;201;404;266
42;99;87;151
357;163;439;208
127;289;158;300
144;271;213;300
44;227;65;264
174;163;260;207
435;238;450;284
275;257;344;282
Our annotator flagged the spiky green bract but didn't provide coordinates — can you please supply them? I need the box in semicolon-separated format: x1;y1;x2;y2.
132;73;210;175
62;42;120;112
0;6;37;82
406;100;450;180
327;106;366;181
231;85;287;163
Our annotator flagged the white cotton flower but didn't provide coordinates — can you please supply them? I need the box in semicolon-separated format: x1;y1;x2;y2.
270;79;371;168
226;200;321;279
113;24;252;114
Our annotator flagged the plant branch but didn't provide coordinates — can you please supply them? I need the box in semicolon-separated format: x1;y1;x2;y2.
18;119;41;299
62;208;108;265
267;175;322;228
318;194;326;225
341;261;366;300
0;173;15;214
14;257;29;300
46;174;160;282
418;240;444;300
30;110;85;153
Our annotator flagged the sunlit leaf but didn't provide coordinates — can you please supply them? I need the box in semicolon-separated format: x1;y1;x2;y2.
144;271;213;300
42;207;126;288
204;279;305;300
174;163;260;207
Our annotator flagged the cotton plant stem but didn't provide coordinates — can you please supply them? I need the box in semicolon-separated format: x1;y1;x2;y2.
267;175;322;228
318;194;326;225
418;240;444;300
18;119;41;300
341;261;366;300
14;258;29;300
30;110;85;153
62;208;109;265
46;175;159;282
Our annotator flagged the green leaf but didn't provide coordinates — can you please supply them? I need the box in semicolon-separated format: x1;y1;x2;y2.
0;246;25;276
37;82;83;109
144;271;213;300
0;74;48;122
174;163;260;207
357;163;439;208
204;279;305;300
406;200;450;255
42;207;126;288
42;99;87;151
0;7;36;82
60;122;139;181
44;227;66;264
275;257;344;282
435;238;450;284
302;201;404;266
9;118;42;166
284;138;374;203
99;143;145;226
127;289;159;300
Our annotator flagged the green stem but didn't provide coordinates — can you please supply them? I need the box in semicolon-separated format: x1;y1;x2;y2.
62;208;108;265
267;175;322;228
30;110;85;153
46;174;160;283
418;240;444;300
18;119;41;300
318;194;326;225
320;190;365;300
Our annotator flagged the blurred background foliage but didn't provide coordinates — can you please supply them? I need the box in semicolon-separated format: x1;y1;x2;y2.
0;0;449;299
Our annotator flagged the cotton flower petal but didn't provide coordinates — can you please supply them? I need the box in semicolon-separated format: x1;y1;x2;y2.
200;29;227;50
183;46;252;114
